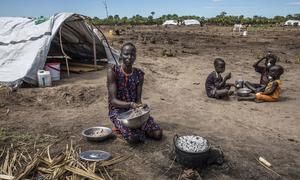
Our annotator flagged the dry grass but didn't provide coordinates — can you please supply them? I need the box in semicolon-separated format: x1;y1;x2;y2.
0;141;132;179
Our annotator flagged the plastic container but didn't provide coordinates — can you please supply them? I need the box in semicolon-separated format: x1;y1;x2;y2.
37;70;52;87
44;63;60;81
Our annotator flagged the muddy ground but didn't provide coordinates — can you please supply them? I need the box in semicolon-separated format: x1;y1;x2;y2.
1;25;300;179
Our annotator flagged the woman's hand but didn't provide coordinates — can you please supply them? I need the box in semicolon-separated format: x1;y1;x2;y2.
137;103;148;108
131;102;147;109
130;102;139;109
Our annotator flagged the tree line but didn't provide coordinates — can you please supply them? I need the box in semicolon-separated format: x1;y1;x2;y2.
89;12;300;26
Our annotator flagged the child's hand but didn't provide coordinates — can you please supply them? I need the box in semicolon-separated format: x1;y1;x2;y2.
225;72;231;80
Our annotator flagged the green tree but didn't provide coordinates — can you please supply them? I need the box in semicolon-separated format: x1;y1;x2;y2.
219;11;227;17
114;15;120;20
121;17;128;24
92;12;294;26
294;14;300;20
273;16;285;24
286;14;293;21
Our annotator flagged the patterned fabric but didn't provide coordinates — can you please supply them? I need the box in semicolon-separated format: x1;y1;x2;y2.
255;80;282;102
255;66;269;85
255;93;276;102
265;79;282;99
205;71;223;98
108;65;161;141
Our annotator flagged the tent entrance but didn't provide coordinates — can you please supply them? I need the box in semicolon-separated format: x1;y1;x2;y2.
46;18;108;76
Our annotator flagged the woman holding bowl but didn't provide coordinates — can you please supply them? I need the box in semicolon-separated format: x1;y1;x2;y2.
107;42;162;143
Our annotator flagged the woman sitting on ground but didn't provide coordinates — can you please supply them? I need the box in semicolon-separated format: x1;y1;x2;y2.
107;42;163;143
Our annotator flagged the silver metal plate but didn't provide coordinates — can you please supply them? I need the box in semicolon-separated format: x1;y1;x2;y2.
80;150;111;162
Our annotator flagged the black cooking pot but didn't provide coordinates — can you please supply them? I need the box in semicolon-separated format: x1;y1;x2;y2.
173;134;211;168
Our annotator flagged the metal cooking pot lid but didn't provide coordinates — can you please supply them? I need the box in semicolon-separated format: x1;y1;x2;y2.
80;150;111;161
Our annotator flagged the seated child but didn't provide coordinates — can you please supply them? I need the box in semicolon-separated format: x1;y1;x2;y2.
244;53;277;92
205;58;234;99
238;65;284;102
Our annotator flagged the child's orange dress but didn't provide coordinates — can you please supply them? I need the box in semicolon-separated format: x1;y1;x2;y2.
256;80;282;102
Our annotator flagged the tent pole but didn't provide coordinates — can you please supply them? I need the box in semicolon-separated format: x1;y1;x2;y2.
93;30;97;70
65;58;70;77
59;26;70;77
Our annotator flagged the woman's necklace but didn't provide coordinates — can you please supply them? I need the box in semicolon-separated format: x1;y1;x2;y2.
121;65;133;86
121;65;133;76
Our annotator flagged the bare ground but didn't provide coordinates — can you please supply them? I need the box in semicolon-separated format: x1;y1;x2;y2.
1;25;300;180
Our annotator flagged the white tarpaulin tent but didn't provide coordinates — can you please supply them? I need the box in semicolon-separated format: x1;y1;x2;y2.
162;20;178;26
284;20;300;26
233;24;244;32
183;19;200;26
0;12;119;87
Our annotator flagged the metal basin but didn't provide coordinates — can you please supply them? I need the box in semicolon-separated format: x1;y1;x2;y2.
117;106;150;129
82;127;112;141
236;88;252;97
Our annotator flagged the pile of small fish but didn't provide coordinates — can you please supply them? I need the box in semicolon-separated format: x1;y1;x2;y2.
176;135;208;153
90;129;104;137
127;107;144;119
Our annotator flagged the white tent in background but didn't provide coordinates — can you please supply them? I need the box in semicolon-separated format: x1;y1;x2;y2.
284;20;300;26
183;19;200;26
233;24;244;32
162;20;178;26
0;13;119;87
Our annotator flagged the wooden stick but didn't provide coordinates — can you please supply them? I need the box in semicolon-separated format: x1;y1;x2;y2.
65;166;103;180
47;145;53;164
93;30;97;70
98;167;105;179
8;152;17;175
255;158;281;177
162;156;176;176
3;149;10;174
59;26;70;77
0;174;15;180
104;167;113;180
92;162;96;173
15;157;39;180
177;169;183;180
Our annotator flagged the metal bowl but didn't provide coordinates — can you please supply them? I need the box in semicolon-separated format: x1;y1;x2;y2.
117;106;150;129
236;88;252;97
82;127;112;141
80;150;111;162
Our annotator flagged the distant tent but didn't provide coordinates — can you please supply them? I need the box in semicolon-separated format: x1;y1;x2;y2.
0;13;119;87
284;20;300;26
183;19;200;26
162;20;178;26
233;24;244;32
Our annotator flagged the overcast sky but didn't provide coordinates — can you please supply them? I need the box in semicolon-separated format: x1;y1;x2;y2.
0;0;299;18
